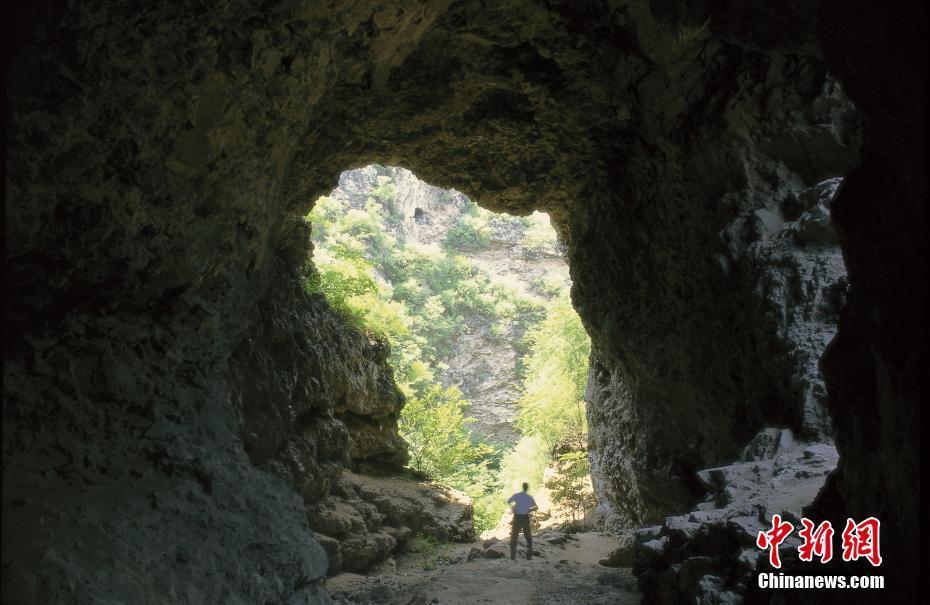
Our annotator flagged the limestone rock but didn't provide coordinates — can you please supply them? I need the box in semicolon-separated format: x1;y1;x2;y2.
540;531;571;546
634;428;838;603
599;546;636;568
588;170;852;527
227;280;409;502
466;547;505;561
597;571;636;590
308;471;474;574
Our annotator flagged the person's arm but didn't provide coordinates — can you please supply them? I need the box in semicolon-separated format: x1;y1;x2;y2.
529;497;539;512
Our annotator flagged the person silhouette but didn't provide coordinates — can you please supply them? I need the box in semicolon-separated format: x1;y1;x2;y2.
507;482;538;560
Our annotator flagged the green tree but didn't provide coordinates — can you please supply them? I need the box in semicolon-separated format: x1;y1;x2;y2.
545;451;597;523
444;215;490;251
399;385;481;479
497;434;549;497
516;297;590;448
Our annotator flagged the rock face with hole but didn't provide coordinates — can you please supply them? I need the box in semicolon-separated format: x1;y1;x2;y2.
4;1;922;602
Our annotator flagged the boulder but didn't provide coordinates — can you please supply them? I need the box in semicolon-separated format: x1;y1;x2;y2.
599;546;636;568
309;471;474;574
466;547;505;561
596;571;636;590
633;428;839;603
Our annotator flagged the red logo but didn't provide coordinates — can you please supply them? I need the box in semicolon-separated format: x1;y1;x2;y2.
756;516;882;567
798;519;834;563
841;517;882;567
756;514;794;569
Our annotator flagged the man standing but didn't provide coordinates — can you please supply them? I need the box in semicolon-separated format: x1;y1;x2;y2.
507;482;538;560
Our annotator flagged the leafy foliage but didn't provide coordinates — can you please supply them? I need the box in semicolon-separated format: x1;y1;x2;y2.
399;385;491;479
444;214;491;250
407;533;457;571
497;434;550;497
545;451;597;522
516;297;590;449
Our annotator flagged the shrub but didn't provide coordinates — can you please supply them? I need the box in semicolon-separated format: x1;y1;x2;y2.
516;298;590;448
444;215;490;251
497;435;549;499
399;385;480;479
545;450;597;523
407;533;456;571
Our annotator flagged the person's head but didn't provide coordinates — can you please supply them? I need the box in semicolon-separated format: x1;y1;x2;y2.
522;482;528;492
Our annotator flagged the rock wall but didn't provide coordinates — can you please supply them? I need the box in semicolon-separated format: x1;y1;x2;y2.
633;428;839;603
4;1;923;602
287;1;863;528
227;277;408;498
806;3;924;598
585;165;854;526
2;277;334;602
309;470;474;575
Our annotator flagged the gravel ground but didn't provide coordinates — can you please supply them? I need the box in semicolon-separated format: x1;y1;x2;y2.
326;530;640;604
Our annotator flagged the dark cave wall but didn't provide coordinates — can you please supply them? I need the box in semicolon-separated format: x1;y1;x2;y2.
572;67;858;521
809;1;924;595
227;274;409;504
3;1;923;603
4;2;422;602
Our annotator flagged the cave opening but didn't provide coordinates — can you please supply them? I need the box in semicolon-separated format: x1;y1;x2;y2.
304;164;594;536
4;1;923;602
295;154;854;582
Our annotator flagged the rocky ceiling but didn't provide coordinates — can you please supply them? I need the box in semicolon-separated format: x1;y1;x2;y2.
4;0;923;602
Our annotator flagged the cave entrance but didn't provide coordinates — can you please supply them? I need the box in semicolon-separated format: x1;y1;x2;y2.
306;164;594;534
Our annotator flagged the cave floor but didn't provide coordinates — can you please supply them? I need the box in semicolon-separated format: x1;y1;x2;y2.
326;531;639;604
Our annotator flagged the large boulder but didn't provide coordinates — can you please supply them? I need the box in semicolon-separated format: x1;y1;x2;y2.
308;471;474;574
633;429;837;603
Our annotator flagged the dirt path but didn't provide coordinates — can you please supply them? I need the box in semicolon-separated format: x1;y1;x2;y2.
326;531;640;604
